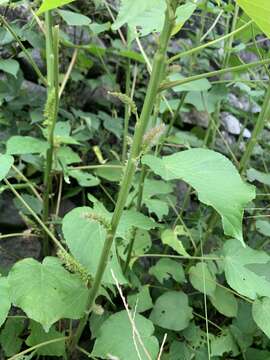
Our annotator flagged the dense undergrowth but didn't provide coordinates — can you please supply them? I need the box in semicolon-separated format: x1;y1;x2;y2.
1;0;270;359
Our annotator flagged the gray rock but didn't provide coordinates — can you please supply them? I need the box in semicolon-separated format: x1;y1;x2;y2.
221;112;251;138
228;93;261;113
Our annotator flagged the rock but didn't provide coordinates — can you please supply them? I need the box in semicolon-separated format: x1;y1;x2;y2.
228;93;261;113
221;112;241;135
0;232;41;272
0;193;25;229
221;112;251;138
181;109;209;128
0;4;31;24
239;50;259;63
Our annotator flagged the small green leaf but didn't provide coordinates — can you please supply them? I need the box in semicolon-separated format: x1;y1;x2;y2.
0;59;19;77
189;262;216;296
69;170;100;187
128;286;153;313
149;258;185;284
252;298;270;338
172;3;197;36
0;154;13;182
247;168;270;186
210;287;238;318
92;310;159;360
0;278;11;327
161;228;190;257
0;318;24;357
223;239;270;300
6;136;49;155
8;257;88;331
58;10;91;26
37;0;75;15
143;149;255;244
150;291;193;331
236;0;270;38
26;321;66;357
169;74;211;92
211;329;238;357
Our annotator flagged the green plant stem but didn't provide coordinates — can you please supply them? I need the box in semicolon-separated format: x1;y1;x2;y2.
123;165;148;273
160;57;270;91
240;83;270;173
168;20;252;64
0;15;47;86
69;2;177;352
122;28;131;161
43;20;60;256
4;179;65;252
8;337;68;360
11;165;42;202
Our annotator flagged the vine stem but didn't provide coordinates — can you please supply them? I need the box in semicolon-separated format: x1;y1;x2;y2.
68;1;177;352
239;83;270;173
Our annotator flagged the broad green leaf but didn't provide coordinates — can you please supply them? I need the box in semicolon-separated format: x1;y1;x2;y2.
37;0;75;15
0;154;13;182
112;0;166;39
26;321;66;357
0;59;19;77
6;136;49;155
142;149;255;244
8;257;88;331
0;278;11;327
62;207;126;284
161;228;190;257
189;262;216;296
0;318;24;357
252;298;270;338
247;168;270;186
169;74;211;92
236;0;270;38
223;239;270;300
128;286;153;313
150;291;193;331
149;258;185;284
58;10;91;26
210;286;238;318
92;310;159;360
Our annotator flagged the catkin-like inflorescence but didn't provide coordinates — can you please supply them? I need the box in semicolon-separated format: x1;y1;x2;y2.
43;89;56;128
142;123;166;153
108;91;137;115
82;212;111;230
57;249;91;284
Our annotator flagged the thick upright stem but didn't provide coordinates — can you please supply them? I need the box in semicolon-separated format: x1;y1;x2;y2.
69;2;176;352
43;15;59;256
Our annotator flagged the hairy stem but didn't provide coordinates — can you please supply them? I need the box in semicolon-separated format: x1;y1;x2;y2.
69;1;177;352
